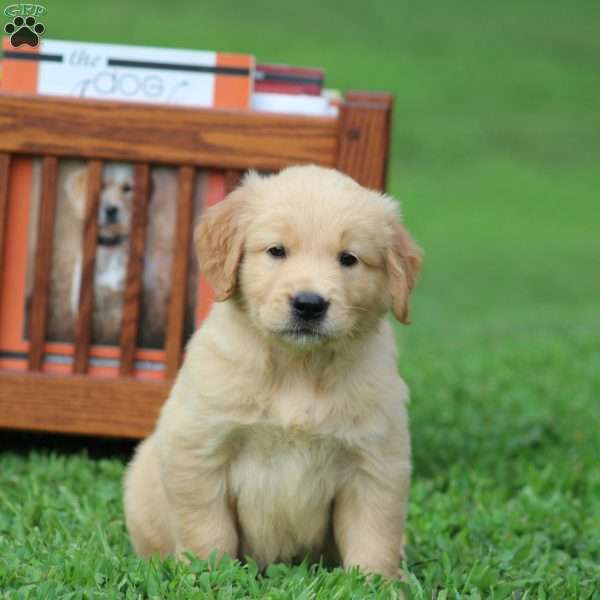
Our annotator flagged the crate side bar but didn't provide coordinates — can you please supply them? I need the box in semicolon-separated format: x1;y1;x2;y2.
28;155;58;371
164;165;195;379
344;92;393;190
119;163;150;376
73;159;103;374
336;99;392;192
0;154;10;293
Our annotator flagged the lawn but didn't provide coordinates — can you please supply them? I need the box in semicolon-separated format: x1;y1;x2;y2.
1;1;599;598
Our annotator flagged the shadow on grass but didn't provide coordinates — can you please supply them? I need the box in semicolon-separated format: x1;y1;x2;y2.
0;429;137;462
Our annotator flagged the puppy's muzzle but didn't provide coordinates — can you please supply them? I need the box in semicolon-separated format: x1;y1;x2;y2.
290;292;330;323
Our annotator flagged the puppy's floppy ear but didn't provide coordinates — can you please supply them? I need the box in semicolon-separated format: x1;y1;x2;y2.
386;219;423;325
194;186;246;302
65;166;88;219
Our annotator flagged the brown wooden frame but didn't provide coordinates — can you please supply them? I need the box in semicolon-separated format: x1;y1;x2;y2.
0;89;393;438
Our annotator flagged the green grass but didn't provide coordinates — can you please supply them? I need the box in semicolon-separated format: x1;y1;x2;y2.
1;1;600;597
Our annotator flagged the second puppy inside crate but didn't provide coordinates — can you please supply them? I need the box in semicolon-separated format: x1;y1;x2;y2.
26;160;202;350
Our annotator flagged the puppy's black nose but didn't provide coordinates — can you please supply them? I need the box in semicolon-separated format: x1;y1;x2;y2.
291;292;329;322
105;205;119;223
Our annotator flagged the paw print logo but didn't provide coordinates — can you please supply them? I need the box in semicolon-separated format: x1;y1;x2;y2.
4;15;45;47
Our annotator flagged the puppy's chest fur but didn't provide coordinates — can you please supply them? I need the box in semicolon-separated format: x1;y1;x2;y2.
215;366;374;567
228;416;351;566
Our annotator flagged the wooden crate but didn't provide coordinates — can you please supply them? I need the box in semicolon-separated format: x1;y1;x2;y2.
0;90;393;439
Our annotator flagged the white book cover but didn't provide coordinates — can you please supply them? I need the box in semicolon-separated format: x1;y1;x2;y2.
1;38;254;108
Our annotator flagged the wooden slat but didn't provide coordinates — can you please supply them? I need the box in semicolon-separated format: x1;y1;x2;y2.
345;92;394;190
224;168;244;195
28;156;58;371
119;163;150;376
73;160;103;374
0;93;338;171
0;154;10;290
336;100;392;191
164;166;195;379
0;372;168;438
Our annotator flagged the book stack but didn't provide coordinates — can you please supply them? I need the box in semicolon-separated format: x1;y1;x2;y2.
0;38;338;114
0;39;339;379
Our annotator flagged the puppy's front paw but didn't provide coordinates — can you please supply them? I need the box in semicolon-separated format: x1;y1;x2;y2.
344;558;404;581
346;564;407;600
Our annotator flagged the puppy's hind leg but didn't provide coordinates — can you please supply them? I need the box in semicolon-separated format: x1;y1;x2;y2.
123;436;175;558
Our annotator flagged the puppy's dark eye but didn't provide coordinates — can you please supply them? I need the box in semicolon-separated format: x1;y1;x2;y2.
267;245;286;259
339;252;358;267
122;183;133;193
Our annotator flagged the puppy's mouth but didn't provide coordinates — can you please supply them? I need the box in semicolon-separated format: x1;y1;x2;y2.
279;325;329;345
97;234;127;247
97;222;128;247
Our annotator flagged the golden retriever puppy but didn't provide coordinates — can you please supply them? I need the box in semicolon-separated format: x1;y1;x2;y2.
123;165;422;579
46;161;135;343
46;162;179;347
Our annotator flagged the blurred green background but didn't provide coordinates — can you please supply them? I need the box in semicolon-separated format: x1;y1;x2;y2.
2;1;599;597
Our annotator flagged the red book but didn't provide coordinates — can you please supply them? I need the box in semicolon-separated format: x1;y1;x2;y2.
255;63;324;96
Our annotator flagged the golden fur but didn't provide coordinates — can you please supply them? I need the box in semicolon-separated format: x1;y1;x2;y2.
123;165;422;578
